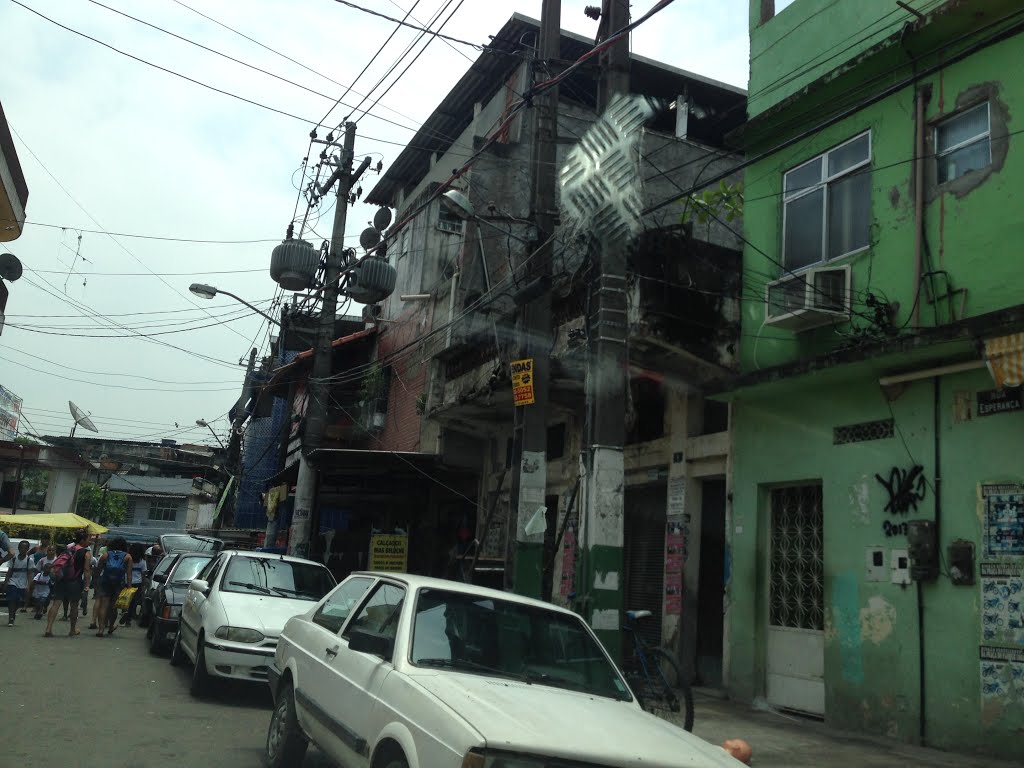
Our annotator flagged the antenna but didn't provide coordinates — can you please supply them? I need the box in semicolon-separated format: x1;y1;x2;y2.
0;252;23;282
68;401;99;437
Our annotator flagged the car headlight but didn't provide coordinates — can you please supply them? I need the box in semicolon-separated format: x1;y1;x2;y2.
214;626;265;643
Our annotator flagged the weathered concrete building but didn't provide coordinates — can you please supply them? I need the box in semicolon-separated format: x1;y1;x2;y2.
362;14;747;680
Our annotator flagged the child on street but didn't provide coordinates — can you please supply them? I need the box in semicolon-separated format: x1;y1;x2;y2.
32;561;53;619
4;540;34;626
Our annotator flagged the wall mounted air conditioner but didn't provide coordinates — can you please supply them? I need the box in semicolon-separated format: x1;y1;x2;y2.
765;264;851;331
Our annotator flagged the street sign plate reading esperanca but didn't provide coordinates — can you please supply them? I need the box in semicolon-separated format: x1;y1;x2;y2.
511;358;535;406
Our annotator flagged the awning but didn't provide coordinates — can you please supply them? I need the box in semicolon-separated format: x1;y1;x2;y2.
0;512;108;535
984;332;1024;389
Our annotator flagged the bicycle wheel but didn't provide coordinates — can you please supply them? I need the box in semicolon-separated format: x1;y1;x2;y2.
647;648;694;732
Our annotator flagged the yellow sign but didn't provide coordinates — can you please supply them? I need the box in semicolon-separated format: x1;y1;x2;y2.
369;534;408;572
511;358;535;406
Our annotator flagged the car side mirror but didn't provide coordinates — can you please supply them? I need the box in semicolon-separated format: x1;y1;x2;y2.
348;630;393;660
153;573;167;584
190;578;210;596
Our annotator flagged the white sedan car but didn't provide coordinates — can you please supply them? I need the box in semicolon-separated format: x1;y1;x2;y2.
170;549;336;697
266;572;742;768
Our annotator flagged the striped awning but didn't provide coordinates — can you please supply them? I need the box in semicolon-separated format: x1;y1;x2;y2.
984;332;1024;389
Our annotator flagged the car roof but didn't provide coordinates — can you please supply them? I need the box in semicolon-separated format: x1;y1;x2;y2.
349;572;578;616
222;550;326;567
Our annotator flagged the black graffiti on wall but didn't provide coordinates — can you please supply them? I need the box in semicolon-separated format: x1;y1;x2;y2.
875;465;927;517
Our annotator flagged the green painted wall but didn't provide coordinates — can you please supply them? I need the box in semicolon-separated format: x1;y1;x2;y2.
729;368;1024;758
748;0;933;117
740;29;1022;373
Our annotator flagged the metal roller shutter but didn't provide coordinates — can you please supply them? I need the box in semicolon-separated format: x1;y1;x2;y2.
624;485;667;649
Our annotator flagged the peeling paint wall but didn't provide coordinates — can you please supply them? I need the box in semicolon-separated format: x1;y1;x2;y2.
730;367;1024;760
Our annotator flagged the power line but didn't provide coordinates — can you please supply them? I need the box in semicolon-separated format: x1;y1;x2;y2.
329;0;491;50
5;218;286;244
6;122;255;346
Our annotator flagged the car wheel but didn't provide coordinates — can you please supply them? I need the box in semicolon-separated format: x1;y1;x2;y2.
190;636;212;698
265;681;308;768
169;627;184;666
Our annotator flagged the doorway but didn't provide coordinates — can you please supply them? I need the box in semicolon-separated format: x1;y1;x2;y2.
765;484;825;715
695;478;726;687
624;484;667;650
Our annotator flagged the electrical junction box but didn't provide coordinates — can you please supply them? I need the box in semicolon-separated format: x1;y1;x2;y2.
891;548;911;585
948;539;975;586
907;520;939;581
865;547;886;582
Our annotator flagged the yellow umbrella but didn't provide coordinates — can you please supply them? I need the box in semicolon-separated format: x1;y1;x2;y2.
0;512;108;536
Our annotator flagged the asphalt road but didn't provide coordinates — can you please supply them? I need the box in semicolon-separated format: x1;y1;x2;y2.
0;609;331;768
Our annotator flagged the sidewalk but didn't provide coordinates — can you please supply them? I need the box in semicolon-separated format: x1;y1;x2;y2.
658;690;1022;767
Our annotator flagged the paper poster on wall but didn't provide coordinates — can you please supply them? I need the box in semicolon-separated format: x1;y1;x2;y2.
559;522;577;597
980;646;1024;703
664;520;684;615
982;484;1024;557
980;563;1024;647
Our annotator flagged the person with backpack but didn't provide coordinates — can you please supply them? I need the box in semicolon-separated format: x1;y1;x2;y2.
44;529;93;638
94;537;132;638
0;527;17;563
4;540;35;626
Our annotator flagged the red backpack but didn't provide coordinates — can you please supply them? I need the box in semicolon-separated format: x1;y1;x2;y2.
52;545;82;583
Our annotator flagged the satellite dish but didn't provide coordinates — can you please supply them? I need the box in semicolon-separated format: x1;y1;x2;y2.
373;207;393;231
359;227;382;251
0;252;23;282
69;400;99;437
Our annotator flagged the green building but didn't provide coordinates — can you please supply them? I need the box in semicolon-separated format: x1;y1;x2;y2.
722;0;1024;758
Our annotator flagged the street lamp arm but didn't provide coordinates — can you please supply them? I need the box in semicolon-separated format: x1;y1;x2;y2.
213;288;281;327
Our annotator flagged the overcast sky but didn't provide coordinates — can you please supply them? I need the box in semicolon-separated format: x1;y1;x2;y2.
0;0;749;448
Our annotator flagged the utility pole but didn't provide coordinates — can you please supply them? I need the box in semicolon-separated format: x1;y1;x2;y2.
581;0;630;657
509;0;560;598
216;347;257;531
288;123;358;559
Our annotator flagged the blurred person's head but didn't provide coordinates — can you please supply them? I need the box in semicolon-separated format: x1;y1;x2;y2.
110;537;129;553
18;540;30;555
73;528;89;545
46;545;56;558
722;739;752;764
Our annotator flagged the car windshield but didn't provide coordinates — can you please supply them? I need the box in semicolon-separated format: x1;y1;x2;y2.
222;556;333;601
169;555;212;584
161;534;220;553
410;588;631;702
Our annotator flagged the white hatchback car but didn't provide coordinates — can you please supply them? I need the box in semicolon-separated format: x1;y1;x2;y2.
266;572;742;768
170;549;336;696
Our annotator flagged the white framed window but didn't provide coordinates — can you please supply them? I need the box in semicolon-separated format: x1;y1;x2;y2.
148;498;178;522
782;131;872;271
436;201;464;234
935;102;991;184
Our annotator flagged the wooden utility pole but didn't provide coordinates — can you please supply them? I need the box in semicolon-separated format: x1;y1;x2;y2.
509;0;560;598
581;0;630;657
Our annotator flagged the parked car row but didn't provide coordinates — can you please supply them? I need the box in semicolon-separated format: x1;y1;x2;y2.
136;536;740;767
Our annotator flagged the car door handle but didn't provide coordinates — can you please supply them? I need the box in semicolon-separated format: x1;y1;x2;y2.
325;645;339;658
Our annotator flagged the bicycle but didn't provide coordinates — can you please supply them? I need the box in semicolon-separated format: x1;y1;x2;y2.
621;609;694;731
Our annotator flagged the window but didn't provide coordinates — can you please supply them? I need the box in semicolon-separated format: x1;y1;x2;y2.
148;498;178;522
935;103;991;184
198;554;226;587
436;201;464;234
312;576;374;634
783;132;871;270
222;556;335;601
342;582;406;651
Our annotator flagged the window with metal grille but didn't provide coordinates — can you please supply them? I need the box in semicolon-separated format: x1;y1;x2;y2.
833;418;894;445
148;498;178;522
769;485;823;631
782;132;871;270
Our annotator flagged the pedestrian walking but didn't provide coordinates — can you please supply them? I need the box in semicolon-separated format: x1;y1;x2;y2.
28;544;56;611
32;561;53;620
80;549;99;619
0;527;16;562
4;540;34;626
94;537;132;638
44;529;93;638
120;542;146;627
31;534;51;565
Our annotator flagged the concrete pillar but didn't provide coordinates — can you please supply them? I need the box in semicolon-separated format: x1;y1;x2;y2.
662;390;704;680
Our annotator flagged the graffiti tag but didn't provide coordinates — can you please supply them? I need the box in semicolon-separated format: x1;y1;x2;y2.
875;465;927;516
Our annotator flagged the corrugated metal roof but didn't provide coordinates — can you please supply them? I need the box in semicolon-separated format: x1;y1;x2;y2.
107;475;195;497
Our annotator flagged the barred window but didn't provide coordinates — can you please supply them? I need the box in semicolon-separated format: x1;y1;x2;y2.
148;498;178;522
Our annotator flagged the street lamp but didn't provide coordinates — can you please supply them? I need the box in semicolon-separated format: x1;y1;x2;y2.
189;282;280;326
195;419;226;449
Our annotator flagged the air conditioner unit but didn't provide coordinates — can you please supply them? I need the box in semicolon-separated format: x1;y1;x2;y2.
765;264;851;331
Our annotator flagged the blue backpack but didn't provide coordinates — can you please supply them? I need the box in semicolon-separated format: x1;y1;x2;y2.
103;550;128;584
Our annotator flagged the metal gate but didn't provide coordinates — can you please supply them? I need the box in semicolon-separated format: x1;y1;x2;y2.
624;485;666;649
766;484;825;715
